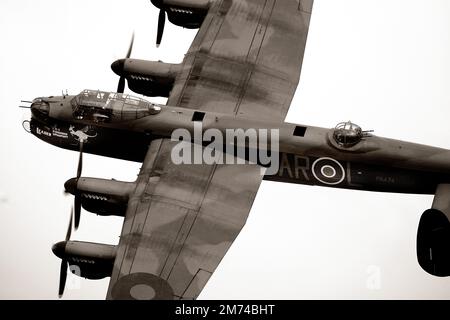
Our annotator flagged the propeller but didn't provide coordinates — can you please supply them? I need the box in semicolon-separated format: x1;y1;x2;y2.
57;209;73;298
150;0;166;47
156;8;166;47
73;140;84;229
116;33;135;93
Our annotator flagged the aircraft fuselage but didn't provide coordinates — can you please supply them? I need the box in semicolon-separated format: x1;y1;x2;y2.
28;93;450;195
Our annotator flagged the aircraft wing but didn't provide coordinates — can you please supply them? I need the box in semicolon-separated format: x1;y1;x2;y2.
106;0;314;299
167;0;314;121
106;139;262;299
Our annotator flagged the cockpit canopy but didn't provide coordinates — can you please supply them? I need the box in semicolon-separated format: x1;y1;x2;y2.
333;121;364;147
71;90;161;123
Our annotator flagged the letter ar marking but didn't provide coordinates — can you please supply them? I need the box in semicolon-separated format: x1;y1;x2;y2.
294;155;310;181
278;153;294;179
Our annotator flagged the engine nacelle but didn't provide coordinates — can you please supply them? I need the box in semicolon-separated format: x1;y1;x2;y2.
52;240;116;279
65;177;135;217
417;209;450;277
111;59;180;97
152;0;210;29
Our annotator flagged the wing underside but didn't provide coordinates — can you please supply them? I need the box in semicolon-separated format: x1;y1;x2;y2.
107;139;262;299
168;0;314;120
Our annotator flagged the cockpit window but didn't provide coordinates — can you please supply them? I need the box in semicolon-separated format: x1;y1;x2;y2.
71;89;161;122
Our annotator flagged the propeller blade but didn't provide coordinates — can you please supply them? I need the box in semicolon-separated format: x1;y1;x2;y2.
126;32;135;59
65;209;73;241
156;9;166;47
55;210;72;298
74;196;81;230
74;140;83;230
115;33;134;93
58;259;68;298
117;77;126;94
76;140;83;179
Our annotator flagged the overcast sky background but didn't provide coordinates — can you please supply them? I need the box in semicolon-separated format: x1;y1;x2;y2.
1;0;450;299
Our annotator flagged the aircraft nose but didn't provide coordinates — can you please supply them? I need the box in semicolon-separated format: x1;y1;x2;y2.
30;99;50;118
52;241;67;259
64;178;78;195
111;59;126;75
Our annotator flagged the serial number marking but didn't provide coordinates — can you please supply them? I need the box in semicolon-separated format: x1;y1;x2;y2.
218;304;275;315
375;176;396;184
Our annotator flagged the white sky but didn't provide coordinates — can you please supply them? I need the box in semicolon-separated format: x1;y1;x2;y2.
1;0;450;299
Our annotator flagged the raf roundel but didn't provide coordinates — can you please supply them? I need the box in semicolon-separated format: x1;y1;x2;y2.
312;157;345;185
111;272;174;300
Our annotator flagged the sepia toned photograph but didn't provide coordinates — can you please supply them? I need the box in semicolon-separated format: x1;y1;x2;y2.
1;0;450;303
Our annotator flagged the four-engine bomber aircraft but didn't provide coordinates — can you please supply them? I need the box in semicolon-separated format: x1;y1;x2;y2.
23;0;450;299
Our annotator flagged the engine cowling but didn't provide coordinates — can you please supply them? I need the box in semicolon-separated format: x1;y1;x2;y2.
65;177;134;217
52;241;116;279
417;208;450;277
111;59;180;97
151;0;210;29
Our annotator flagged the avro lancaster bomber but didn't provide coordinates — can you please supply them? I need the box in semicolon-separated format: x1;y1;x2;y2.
23;0;450;299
